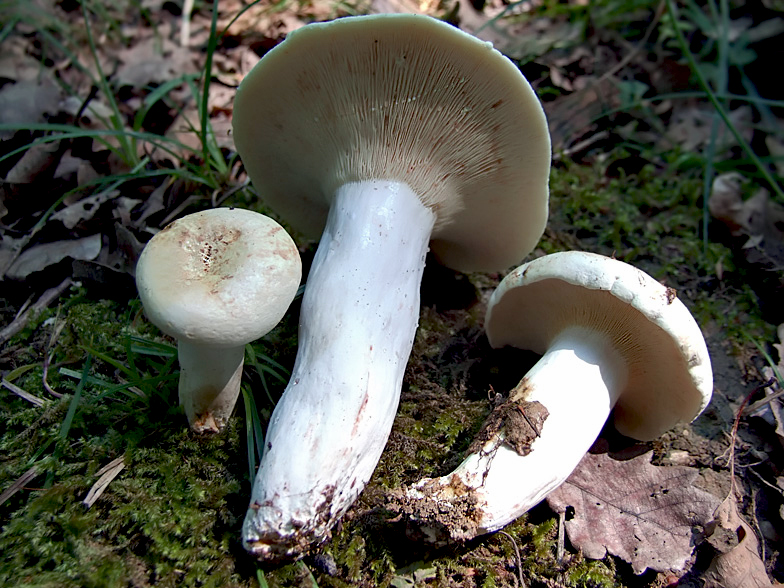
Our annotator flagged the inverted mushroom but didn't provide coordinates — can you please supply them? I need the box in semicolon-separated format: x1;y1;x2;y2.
232;14;551;560
399;251;713;543
135;208;302;434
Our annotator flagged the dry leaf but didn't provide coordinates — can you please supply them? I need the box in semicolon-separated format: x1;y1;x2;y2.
0;77;61;140
4;140;61;184
115;37;195;89
702;498;775;588
6;234;102;280
546;451;720;574
749;325;784;438
0;52;47;83
51;190;120;230
664;105;753;153
0;234;29;279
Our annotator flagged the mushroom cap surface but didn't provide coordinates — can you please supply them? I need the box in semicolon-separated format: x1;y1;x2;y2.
485;251;713;441
136;208;302;347
232;14;551;273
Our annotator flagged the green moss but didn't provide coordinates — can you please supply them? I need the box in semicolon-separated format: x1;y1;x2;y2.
566;559;617;588
546;153;770;346
0;411;252;587
0;290;261;587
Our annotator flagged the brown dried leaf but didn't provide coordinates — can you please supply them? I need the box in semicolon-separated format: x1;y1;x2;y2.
50;190;120;230
0;52;48;83
4;140;61;184
6;234;102;280
0;77;61;140
115;37;195;89
664;105;753;153
702;498;775;588
546;451;720;574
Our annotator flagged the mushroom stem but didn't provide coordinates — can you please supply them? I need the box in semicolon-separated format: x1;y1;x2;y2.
244;180;436;560
404;326;628;543
177;341;245;434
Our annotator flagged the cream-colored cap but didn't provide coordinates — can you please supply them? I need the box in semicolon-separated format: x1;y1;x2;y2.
232;14;551;272
485;251;713;441
136;208;302;347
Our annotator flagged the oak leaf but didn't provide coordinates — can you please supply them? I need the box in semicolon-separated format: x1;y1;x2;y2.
703;498;776;588
546;450;720;574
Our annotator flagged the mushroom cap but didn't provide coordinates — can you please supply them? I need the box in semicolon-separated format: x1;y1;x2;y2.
232;14;551;273
135;208;302;347
485;251;713;441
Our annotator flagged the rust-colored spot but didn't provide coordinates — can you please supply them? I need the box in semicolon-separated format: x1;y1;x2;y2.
192;410;220;434
351;388;371;437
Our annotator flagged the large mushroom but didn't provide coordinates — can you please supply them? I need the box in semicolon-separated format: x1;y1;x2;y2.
399;251;713;543
135;208;302;433
232;14;551;560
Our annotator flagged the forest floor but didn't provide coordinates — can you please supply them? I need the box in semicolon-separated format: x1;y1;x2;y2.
1;0;784;587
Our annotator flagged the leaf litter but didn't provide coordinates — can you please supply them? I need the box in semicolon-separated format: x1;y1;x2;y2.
546;448;720;574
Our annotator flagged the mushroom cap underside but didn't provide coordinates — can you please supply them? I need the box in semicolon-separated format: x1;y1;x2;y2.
485;251;713;441
135;208;302;346
232;13;551;273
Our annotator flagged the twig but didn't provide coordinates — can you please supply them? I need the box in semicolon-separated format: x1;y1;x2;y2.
726;378;776;495
159;195;202;227
556;509;566;564
750;491;765;562
83;456;126;508
0;277;73;346
597;0;666;85
42;351;62;398
744;386;784;415
553;131;610;162
0;465;41;506
41;309;67;398
214;177;251;207
180;0;195;47
747;467;784;498
499;531;526;588
1;379;45;407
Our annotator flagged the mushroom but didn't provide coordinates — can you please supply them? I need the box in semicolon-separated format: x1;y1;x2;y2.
400;251;713;543
135;208;302;434
232;14;551;560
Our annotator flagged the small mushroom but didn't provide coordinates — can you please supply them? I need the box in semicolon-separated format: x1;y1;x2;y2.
135;208;302;434
233;14;551;560
401;251;713;543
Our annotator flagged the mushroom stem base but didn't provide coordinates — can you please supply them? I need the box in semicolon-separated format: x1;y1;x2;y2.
178;342;244;434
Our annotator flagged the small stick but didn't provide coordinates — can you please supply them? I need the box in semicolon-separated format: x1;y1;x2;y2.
83;456;126;508
556;509;566;564
0;278;72;346
744;386;784;414
499;531;526;588
1;379;45;407
0;465;41;506
727;378;775;492
180;0;195;47
41;311;67;398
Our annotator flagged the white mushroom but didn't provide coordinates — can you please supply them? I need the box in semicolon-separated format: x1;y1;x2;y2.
232;14;551;560
135;208;302;434
400;251;713;543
